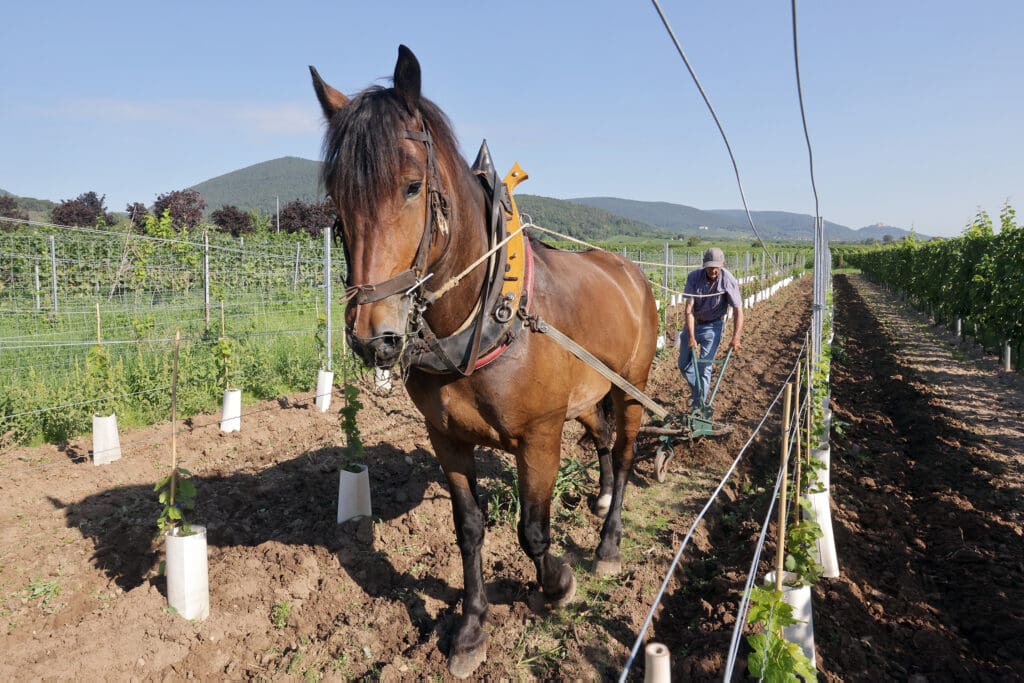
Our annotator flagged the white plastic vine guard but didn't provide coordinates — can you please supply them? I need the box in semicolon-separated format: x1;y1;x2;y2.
166;525;209;621
220;388;241;433
374;368;392;394
644;642;671;683
92;412;121;465
764;570;815;665
337;464;372;523
316;370;334;412
804;491;840;578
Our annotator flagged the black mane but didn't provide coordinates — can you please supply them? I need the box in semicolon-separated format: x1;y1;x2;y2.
320;86;461;224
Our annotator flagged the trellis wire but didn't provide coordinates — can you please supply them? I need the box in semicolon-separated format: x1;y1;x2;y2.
648;0;783;276
0;384;170;422
618;336;805;680
723;369;807;679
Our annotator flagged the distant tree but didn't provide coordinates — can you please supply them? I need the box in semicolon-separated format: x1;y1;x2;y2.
250;209;274;234
51;191;115;227
686;235;701;247
152;189;206;231
125;202;150;232
0;195;29;225
882;234;894;244
278;199;336;238
211;205;253;237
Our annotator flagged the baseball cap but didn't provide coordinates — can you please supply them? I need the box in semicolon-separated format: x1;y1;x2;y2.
703;247;725;268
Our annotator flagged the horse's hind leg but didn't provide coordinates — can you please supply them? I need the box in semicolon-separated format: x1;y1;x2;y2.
516;428;576;608
595;390;644;576
576;393;614;517
427;425;489;679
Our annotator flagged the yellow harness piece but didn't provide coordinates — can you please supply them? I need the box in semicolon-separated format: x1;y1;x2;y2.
498;162;529;314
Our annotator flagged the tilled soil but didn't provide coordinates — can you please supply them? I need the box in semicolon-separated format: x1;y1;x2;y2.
654;274;1024;681
815;275;1024;680
1;272;1020;681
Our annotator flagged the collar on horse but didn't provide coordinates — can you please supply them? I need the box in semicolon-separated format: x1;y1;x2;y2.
402;138;534;375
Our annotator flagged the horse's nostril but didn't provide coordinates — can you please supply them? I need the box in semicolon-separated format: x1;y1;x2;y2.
366;332;403;367
380;333;402;352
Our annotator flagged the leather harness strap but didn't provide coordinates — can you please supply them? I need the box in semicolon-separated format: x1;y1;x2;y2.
345;122;445;306
340;121;532;376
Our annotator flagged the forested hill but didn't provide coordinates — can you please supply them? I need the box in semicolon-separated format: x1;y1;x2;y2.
0;188;57;220
567;196;723;234
189;157;323;216
514;194;671;241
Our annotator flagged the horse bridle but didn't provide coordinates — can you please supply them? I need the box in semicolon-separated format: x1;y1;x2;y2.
336;115;517;376
342;117;449;307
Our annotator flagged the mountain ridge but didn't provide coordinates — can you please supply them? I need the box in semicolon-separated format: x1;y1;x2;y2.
4;158;923;242
569;197;923;242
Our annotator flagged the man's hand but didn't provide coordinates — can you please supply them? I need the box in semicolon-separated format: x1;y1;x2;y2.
688;336;699;349
729;337;742;352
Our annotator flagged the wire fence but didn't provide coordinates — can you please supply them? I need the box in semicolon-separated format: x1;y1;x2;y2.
0;214;810;448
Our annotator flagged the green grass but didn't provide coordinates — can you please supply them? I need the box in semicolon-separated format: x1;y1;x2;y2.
26;578;61;610
0;292;357;445
271;600;291;629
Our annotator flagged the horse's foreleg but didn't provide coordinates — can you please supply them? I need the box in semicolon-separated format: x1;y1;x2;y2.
516;431;576;607
428;426;488;679
595;392;643;575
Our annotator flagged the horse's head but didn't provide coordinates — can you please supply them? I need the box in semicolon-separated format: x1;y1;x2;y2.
311;46;460;368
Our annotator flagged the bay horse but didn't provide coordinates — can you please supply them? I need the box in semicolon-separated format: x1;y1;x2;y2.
311;45;658;678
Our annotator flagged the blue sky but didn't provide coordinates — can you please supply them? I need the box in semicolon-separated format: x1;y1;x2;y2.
3;1;1022;238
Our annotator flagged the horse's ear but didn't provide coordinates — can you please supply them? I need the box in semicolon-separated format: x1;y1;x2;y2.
309;65;349;120
393;44;421;114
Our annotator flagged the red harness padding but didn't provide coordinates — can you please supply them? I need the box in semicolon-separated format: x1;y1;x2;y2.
472;235;535;370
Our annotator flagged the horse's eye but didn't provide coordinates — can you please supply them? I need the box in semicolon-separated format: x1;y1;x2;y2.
405;181;423;199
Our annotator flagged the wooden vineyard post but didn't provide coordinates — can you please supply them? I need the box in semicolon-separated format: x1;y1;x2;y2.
220;300;228;389
170;330;180;507
805;333;812;471
775;382;793;593
794;363;802;515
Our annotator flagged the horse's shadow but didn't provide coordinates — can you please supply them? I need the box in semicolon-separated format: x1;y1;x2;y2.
49;436;648;661
48;442;464;638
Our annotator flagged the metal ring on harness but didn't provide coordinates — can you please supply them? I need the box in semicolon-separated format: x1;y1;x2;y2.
494;294;515;323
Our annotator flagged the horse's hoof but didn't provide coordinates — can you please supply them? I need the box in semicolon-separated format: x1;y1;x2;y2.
449;643;487;680
549;573;577;608
595;557;622;576
593;494;612;517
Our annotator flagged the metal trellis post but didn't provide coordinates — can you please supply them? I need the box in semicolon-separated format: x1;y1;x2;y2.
324;227;332;372
203;229;210;328
49;235;58;313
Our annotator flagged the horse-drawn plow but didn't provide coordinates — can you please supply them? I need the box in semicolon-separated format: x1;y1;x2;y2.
535;315;735;481
638;348;735;481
